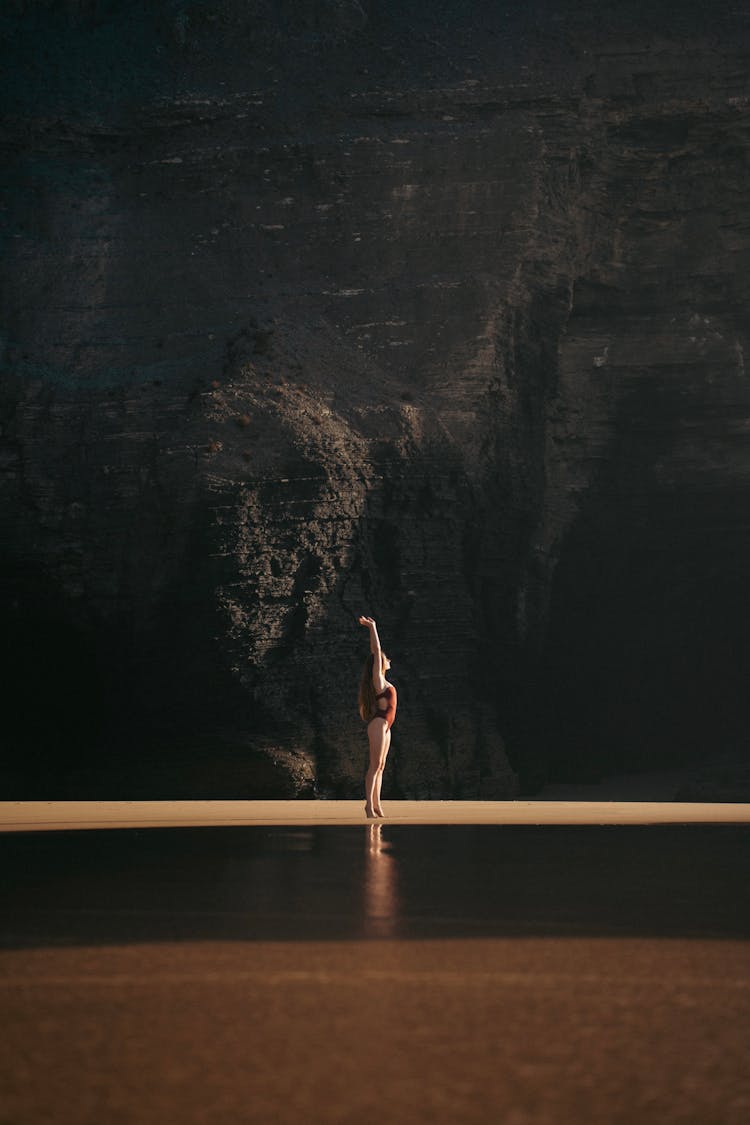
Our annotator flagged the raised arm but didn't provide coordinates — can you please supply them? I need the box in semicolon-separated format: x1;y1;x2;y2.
358;615;386;692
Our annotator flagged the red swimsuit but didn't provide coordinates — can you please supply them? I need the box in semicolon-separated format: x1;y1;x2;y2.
373;685;397;730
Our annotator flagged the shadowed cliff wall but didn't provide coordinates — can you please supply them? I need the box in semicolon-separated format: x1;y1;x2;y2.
2;1;750;795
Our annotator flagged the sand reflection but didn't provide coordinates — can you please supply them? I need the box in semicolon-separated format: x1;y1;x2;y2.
364;823;400;937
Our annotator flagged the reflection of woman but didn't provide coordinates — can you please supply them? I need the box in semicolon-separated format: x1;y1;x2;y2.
364;823;399;938
358;616;397;819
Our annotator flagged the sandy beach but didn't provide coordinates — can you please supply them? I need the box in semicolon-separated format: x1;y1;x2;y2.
2;808;749;1123
2;798;750;832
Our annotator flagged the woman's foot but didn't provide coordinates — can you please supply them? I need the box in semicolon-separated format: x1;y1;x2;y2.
364;803;376;818
374;807;385;817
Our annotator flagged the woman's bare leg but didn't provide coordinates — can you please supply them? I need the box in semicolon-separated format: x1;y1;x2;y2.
374;729;390;816
365;720;388;818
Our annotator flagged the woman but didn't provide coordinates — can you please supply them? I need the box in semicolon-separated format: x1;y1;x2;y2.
358;615;397;818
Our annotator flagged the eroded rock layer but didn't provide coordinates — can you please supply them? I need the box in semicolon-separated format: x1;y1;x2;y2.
2;1;750;795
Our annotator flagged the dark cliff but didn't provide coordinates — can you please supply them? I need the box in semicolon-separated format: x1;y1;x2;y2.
3;0;750;797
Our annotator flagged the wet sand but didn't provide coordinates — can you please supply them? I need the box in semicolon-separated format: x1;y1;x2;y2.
2;812;749;1123
2;798;750;832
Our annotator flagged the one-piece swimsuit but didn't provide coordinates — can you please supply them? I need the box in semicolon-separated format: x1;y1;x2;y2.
373;685;397;730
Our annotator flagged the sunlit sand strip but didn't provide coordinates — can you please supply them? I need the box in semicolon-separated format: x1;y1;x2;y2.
1;800;749;832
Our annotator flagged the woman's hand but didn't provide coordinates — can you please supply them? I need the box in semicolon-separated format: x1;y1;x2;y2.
359;615;382;660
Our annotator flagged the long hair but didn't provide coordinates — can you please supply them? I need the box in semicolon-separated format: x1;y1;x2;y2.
358;652;387;721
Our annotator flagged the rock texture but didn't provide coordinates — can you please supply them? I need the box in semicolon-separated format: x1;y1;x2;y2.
2;1;750;796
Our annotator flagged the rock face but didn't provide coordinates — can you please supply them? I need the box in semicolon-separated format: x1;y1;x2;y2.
3;1;750;796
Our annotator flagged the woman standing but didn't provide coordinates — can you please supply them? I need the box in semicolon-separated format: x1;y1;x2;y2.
358;616;397;818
